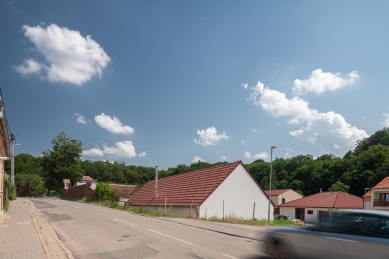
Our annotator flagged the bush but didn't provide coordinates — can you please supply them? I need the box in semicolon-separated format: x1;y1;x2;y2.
3;178;16;201
94;182;120;201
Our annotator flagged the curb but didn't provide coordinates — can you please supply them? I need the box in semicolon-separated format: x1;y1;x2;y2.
26;199;75;259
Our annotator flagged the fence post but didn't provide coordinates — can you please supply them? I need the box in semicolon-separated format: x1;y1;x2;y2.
223;200;225;221
190;199;193;218
164;197;167;216
253;202;256;220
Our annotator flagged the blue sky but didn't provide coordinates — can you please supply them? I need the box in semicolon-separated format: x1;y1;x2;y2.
1;0;389;169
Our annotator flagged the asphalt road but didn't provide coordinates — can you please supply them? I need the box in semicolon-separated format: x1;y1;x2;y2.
30;198;268;259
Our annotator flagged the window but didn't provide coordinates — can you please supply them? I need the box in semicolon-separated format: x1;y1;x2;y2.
307;210;313;214
282;198;285;204
379;193;389;201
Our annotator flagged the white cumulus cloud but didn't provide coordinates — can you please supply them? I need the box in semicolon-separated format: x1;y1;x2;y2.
95;113;134;135
382;113;389;127
220;156;227;160
192;155;206;163
243;151;252;158
254;152;269;159
82;148;104;157
293;69;359;95
241;83;248;90
194;127;229;146
14;58;42;75
251;128;258;133
15;24;111;85
73;112;87;124
103;141;137;158
241;139;245;144
138;151;147;157
248;80;368;153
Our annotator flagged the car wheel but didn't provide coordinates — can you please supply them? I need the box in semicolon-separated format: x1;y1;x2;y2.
268;238;294;259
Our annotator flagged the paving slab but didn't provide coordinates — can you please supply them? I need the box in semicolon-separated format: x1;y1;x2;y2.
0;198;46;259
0;198;74;259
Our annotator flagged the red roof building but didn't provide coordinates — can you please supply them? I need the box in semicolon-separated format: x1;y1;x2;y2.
265;189;303;215
363;176;389;211
109;184;142;197
278;191;363;223
127;161;274;220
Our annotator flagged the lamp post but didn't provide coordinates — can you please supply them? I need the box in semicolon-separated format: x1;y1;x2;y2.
10;133;20;185
268;145;278;221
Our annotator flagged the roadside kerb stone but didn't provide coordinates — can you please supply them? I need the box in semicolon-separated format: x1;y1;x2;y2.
26;199;75;259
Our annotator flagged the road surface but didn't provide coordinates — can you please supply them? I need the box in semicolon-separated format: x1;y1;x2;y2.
30;198;268;259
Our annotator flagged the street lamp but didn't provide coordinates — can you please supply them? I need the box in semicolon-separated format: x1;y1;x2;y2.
268;145;278;221
11;133;20;185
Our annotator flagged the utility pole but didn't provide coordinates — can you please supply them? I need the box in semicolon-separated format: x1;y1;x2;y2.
11;133;15;185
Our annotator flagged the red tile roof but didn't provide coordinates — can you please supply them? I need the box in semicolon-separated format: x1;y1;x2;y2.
265;189;290;196
363;176;389;198
279;191;363;209
127;161;269;206
82;176;94;181
109;184;142;197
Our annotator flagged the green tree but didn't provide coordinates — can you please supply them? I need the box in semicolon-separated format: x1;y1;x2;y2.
328;181;350;193
5;153;42;176
40;132;83;194
15;174;45;197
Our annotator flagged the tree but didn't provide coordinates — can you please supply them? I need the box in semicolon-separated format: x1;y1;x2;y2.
40;132;83;194
15;174;45;197
328;181;350;193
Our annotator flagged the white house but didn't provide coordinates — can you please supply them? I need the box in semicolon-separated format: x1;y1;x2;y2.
363;176;389;211
77;176;98;190
128;161;274;220
278;191;363;223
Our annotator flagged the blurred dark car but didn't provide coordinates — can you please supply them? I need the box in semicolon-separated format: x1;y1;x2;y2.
263;209;389;259
276;215;291;220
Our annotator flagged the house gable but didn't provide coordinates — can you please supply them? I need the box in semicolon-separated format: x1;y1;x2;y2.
200;163;273;220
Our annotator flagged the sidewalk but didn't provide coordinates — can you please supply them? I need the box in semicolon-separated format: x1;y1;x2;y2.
0;198;72;259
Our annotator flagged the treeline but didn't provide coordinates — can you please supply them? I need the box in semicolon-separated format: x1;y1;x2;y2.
5;128;389;197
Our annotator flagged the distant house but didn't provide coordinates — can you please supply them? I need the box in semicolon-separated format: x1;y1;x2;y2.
109;184;142;198
363;176;389;211
278;191;363;223
0;92;11;225
77;176;98;190
264;189;303;216
127;161;274;219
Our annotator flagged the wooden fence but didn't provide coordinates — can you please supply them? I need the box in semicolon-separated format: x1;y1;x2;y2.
63;184;93;199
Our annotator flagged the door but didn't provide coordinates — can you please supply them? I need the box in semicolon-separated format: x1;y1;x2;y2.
295;208;305;221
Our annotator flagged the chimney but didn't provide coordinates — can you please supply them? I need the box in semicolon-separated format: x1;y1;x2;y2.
155;166;158;198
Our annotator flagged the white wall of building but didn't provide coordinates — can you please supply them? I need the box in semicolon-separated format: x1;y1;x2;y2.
200;164;273;220
143;205;194;217
0;162;3;224
280;207;363;223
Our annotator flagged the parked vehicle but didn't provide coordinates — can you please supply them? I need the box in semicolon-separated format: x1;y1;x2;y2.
276;215;291;220
263;210;389;259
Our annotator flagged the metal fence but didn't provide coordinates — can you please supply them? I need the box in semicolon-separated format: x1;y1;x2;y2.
63;184;93;199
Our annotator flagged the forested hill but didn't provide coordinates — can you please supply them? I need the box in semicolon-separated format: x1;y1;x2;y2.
6;128;389;198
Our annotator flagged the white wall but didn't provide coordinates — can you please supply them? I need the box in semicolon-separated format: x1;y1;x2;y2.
200;164;273;220
0;162;3;224
142;205;194;217
280;207;363;223
280;207;295;220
